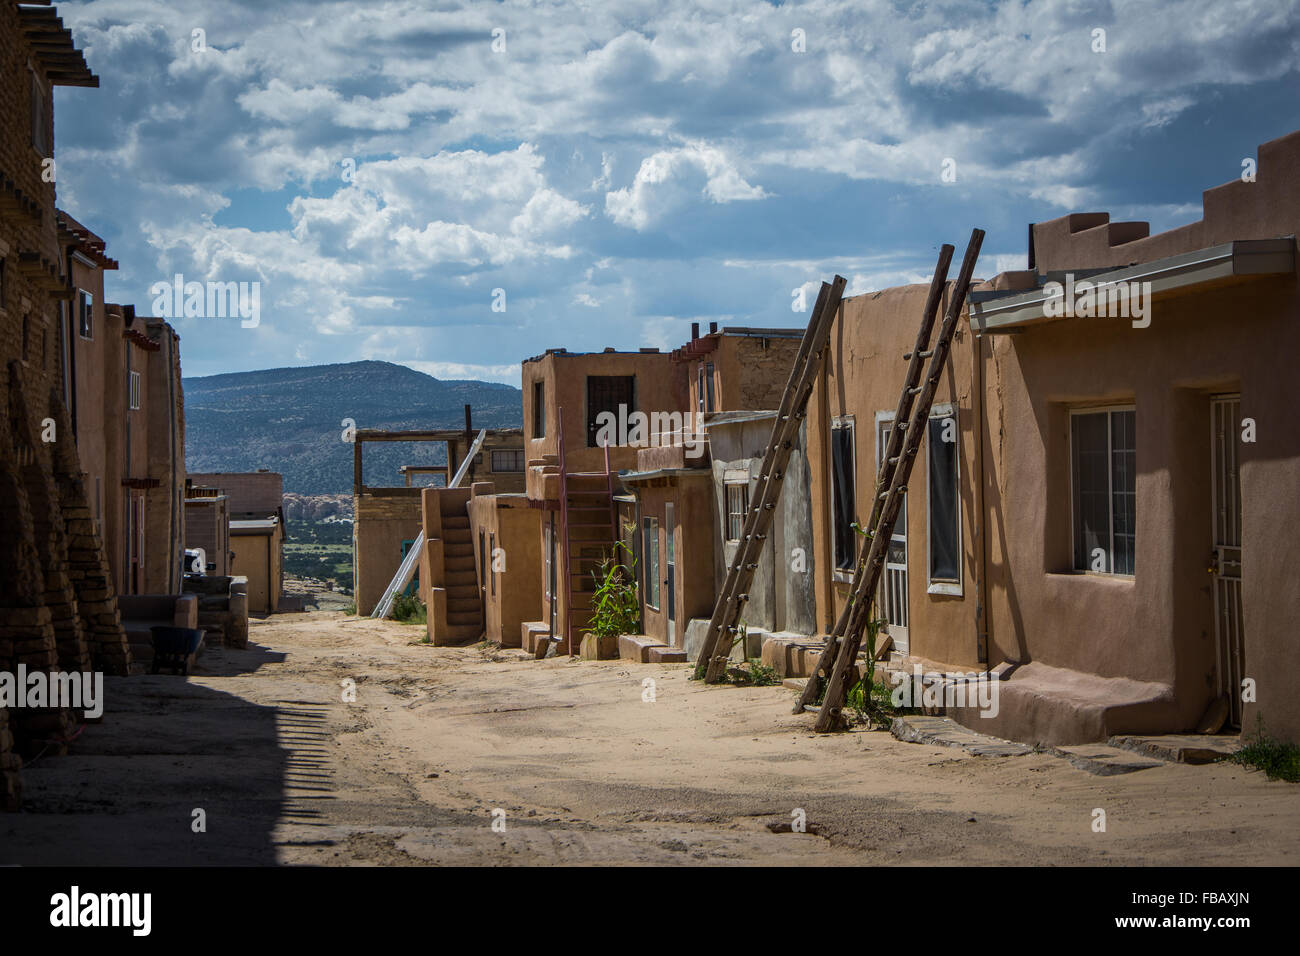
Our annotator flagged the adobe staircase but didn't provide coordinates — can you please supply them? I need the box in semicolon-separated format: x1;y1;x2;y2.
425;487;484;644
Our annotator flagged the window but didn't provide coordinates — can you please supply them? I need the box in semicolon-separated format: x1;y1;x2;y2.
725;482;748;542
1071;407;1136;575
0;258;6;310
78;290;93;339
830;419;857;571
642;516;660;609
490;449;524;472
587;375;635;447
478;530;487;592
927;408;961;589
532;381;546;438
489;532;496;596
30;72;50;157
22;316;31;362
129;370;141;410
698;363;716;414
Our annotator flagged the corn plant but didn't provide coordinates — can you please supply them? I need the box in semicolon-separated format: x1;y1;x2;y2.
588;540;640;638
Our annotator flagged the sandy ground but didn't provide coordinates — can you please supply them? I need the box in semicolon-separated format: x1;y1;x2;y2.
2;609;1297;866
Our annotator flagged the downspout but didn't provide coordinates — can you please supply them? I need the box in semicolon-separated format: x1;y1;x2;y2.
972;328;990;669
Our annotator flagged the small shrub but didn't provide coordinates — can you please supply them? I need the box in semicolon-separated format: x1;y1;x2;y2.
342;603;356;615
1231;717;1300;782
391;593;427;625
727;659;779;687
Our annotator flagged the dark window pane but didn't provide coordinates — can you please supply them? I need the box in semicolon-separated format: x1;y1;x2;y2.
532;381;545;438
831;425;856;570
928;417;959;581
587;375;635;447
1072;412;1111;571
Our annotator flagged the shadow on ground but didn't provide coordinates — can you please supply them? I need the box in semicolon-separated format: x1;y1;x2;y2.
0;672;292;865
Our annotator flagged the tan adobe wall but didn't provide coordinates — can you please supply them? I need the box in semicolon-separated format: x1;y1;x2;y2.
806;283;983;668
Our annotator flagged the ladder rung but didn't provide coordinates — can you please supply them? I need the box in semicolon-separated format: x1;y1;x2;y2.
887;456;899;464
908;386;923;395
903;349;933;361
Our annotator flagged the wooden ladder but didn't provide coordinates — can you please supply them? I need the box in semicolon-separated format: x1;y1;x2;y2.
697;274;848;682
796;228;984;731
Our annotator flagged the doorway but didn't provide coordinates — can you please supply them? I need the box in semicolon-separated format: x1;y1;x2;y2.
665;502;676;646
1210;394;1244;728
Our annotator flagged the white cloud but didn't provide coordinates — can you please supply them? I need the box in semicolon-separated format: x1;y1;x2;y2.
605;144;767;230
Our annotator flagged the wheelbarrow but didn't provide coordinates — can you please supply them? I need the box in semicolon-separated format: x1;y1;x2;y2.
150;626;205;675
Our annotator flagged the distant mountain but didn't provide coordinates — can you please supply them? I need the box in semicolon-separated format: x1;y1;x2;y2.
183;361;521;494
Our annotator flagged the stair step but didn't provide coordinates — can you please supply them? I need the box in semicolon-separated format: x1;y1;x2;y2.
445;570;477;587
448;611;483;626
445;555;475;572
442;515;470;529
445;542;473;557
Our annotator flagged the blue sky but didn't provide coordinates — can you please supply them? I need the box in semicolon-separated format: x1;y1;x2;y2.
50;0;1300;383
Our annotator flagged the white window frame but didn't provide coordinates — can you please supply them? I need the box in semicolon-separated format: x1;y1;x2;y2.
830;415;857;582
642;516;660;610
1068;404;1136;577
925;403;963;595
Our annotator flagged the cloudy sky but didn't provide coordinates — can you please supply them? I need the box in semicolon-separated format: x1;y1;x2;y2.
51;0;1300;383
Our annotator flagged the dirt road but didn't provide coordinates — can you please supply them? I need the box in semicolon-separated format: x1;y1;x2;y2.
3;610;1296;865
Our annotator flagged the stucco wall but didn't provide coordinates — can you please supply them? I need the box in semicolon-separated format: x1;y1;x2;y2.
706;414;816;636
807;284;984;666
522;350;690;492
353;493;423;615
467;492;542;646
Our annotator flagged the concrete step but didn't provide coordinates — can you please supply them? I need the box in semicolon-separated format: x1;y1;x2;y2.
442;515;470;529
1107;734;1241;765
891;715;1033;757
1049;744;1164;776
618;634;669;663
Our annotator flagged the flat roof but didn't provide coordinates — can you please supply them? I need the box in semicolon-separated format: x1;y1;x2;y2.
230;518;279;531
970;238;1296;333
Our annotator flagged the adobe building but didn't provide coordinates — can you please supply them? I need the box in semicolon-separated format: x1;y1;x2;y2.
184;485;231;577
1;2;132;807
58;212;188;598
230;516;283;614
960;129;1300;746
352;424;524;616
189;470;285;614
518;347;690;652
620;325;812;655
806;129;1300;747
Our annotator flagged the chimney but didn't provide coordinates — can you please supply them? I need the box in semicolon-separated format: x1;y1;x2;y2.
708;322;718;334
691;321;700;341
